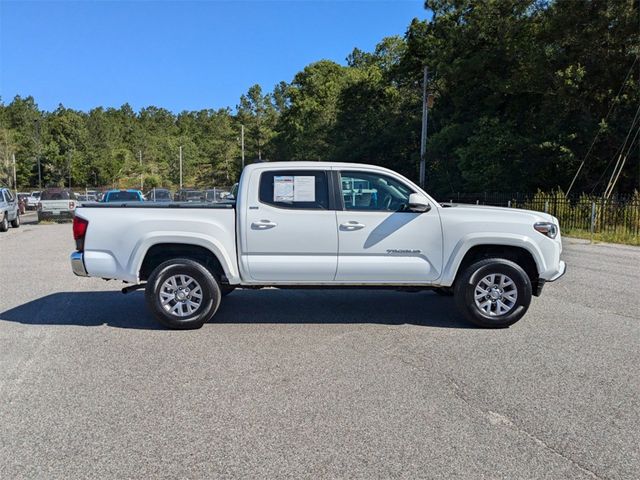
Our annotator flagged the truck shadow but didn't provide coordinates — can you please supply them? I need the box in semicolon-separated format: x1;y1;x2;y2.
0;289;471;330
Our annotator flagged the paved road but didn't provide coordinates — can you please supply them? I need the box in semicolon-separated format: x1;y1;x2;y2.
1;222;639;479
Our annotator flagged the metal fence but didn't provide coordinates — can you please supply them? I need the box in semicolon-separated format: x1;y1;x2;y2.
438;192;640;239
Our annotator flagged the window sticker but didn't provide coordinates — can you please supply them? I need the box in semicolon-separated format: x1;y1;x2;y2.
293;176;315;202
273;176;294;202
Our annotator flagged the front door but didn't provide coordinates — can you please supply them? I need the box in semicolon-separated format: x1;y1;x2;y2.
335;170;443;283
244;169;338;282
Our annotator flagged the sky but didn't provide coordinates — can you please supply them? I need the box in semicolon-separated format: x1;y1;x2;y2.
0;0;428;113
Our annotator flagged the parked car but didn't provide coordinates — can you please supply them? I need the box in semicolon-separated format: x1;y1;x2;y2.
0;187;20;231
70;162;566;330
102;189;144;203
37;188;77;222
26;191;41;210
174;189;204;202
145;188;173;202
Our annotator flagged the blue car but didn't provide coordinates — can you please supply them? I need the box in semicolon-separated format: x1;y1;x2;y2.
103;189;144;202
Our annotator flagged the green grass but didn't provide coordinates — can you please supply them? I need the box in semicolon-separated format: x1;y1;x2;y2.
563;228;640;246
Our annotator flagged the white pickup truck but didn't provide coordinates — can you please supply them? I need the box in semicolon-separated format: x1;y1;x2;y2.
70;162;565;329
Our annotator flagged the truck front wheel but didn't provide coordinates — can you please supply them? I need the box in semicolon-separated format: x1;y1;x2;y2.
145;258;221;330
454;258;532;328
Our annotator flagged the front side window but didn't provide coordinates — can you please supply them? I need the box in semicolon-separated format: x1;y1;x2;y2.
259;170;329;210
340;171;414;211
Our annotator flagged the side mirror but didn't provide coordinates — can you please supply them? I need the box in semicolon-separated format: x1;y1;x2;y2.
408;193;431;213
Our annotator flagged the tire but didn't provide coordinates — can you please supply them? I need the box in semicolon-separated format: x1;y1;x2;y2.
220;285;236;296
0;213;8;232
454;258;532;328
145;258;222;330
11;213;20;228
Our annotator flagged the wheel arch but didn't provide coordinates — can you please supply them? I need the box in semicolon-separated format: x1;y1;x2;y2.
442;236;544;294
137;242;232;284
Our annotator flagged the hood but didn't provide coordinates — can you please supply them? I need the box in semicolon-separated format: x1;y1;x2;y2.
441;203;558;225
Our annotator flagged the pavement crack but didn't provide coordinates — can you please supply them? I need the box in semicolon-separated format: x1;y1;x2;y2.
446;376;605;480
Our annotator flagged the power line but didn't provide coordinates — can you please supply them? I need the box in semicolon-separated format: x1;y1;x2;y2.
566;56;638;196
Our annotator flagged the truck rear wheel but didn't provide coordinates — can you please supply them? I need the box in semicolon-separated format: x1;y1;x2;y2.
145;258;221;330
11;213;20;228
454;258;532;328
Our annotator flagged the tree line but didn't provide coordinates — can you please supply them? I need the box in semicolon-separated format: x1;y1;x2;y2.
1;0;638;196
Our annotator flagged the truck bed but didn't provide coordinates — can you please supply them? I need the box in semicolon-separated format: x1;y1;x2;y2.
79;201;235;209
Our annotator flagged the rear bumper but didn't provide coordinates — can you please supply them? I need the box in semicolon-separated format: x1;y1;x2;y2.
39;211;74;221
70;251;88;277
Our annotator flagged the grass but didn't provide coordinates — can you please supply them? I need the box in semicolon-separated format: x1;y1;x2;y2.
562;227;640;246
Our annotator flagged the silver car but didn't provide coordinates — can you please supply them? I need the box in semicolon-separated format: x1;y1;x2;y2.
0;187;20;232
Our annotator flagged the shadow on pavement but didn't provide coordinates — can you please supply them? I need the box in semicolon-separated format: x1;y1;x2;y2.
0;289;471;330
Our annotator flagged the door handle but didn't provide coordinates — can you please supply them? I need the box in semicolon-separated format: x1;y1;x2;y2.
340;221;365;231
251;219;277;229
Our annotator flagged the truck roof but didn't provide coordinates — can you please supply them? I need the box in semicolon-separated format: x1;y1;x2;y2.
242;161;398;173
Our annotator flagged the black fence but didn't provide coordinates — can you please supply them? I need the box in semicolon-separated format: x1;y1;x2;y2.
438;192;640;240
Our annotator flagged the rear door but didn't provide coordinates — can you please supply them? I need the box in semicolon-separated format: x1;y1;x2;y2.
335;169;443;283
243;169;338;282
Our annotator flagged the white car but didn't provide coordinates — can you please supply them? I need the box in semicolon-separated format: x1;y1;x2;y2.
70;162;565;329
26;191;41;210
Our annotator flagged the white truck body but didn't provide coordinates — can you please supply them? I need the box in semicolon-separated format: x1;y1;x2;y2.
71;162;565;328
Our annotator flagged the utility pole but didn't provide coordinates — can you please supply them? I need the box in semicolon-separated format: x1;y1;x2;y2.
241;125;245;170
68;150;72;188
419;66;429;189
179;145;183;190
12;153;17;193
139;150;143;190
34;119;42;189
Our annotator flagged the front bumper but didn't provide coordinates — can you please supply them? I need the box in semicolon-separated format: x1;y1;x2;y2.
546;260;567;282
70;251;88;277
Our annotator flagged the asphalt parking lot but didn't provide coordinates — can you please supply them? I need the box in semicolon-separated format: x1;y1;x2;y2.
1;217;639;479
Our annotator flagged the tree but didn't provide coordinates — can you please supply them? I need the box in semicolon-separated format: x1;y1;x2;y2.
237;84;277;162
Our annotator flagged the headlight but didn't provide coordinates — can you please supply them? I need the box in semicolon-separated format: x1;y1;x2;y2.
534;222;558;239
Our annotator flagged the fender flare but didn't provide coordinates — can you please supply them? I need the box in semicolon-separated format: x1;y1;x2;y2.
440;233;545;286
129;232;240;284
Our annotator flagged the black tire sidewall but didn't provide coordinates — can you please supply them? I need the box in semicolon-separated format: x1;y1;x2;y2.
11;214;20;228
145;258;221;330
0;214;8;232
455;258;532;328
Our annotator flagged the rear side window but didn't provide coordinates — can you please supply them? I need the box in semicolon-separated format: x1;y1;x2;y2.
259;170;329;210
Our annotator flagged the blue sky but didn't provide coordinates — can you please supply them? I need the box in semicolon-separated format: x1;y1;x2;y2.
0;0;428;113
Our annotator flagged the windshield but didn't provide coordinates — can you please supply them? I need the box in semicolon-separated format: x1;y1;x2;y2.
106;191;140;202
41;190;75;200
